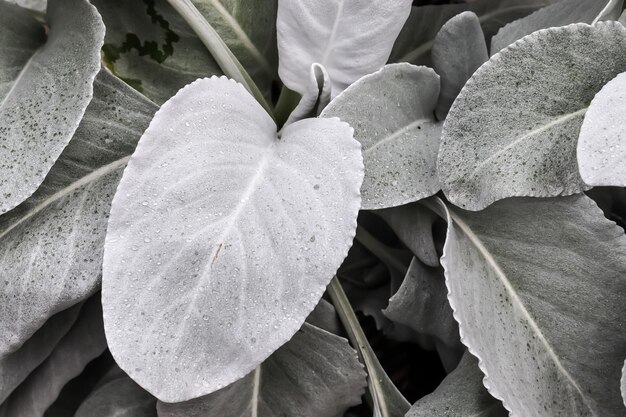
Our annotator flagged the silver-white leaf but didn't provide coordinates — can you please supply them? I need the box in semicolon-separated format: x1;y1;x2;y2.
103;76;363;402
490;0;607;54
578;71;626;186
0;0;104;213
437;195;626;416
321;63;441;209
0;69;157;356
277;0;412;98
156;323;366;417
438;22;626;210
432;11;488;120
284;63;331;126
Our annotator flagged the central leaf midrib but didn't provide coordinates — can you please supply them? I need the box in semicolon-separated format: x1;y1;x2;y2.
320;0;346;68
447;208;598;416
363;118;431;154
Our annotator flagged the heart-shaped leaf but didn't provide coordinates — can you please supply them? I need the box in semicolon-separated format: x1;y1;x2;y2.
75;373;157;417
490;0;607;54
438;22;626;210
0;69;157;356
94;0;223;104
407;351;508;417
277;0;412;98
103;76;363;402
432;11;488;119
0;0;104;213
0;296;107;417
577;71;626;186
0;304;81;403
156;323;366;417
431;195;626;416
321;63;441;209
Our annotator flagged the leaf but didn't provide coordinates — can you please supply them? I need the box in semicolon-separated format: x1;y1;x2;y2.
94;0;223;104
0;304;81;403
102;76;363;402
276;0;412;98
595;0;625;23
0;69;157;356
0;296;107;417
5;0;46;12
327;278;410;417
191;0;278;100
156;323;366;417
432;11;488;120
321;63;441;210
577;71;626;186
383;257;461;351
0;0;104;214
377;203;440;267
407;351;508;417
490;0;608;54
438;22;626;211
306;298;342;335
75;374;157;417
430;195;626;416
284;63;331;126
389;0;552;66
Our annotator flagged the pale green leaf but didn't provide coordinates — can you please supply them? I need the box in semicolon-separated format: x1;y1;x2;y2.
277;0;412;98
321;63;441;210
0;296;107;417
284;63;331;126
490;0;607;54
432;11;488;119
407;351;508;417
577;71;626;186
156;323;366;417
103;76;363;402
0;69;157;356
0;304;81;403
93;0;223;104
0;0;104;213
438;22;626;210
434;195;626;416
75;374;157;417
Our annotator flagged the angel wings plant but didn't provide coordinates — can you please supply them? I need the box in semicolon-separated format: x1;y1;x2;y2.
1;0;625;416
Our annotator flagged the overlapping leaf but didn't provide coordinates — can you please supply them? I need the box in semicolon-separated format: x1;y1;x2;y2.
277;0;412;98
0;69;157;355
103;76;363;402
156;323;366;417
75;373;157;417
0;0;104;213
438;22;626;210
435;195;626;416
321;63;441;209
578;71;626;186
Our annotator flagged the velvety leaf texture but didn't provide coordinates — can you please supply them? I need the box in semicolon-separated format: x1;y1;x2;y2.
437;195;626;416
284;63;331;126
103;76;363;402
277;0;412;98
407;351;508;417
321;63;441;209
0;69;157;356
578;71;626;186
74;374;157;417
439;22;626;210
0;0;104;214
490;0;607;54
156;323;366;417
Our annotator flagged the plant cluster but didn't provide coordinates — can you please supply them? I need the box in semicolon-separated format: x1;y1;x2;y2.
1;0;625;416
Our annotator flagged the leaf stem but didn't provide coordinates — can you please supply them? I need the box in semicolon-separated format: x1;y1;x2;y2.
592;0;624;24
166;0;274;118
274;86;301;129
327;276;410;417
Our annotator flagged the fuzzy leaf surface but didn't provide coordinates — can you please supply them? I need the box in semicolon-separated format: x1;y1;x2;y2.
437;195;626;416
0;69;157;355
490;0;607;54
439;22;626;210
321;63;441;209
103;76;363;402
156;323;365;417
578;71;626;186
0;0;104;213
277;0;412;98
74;374;157;417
